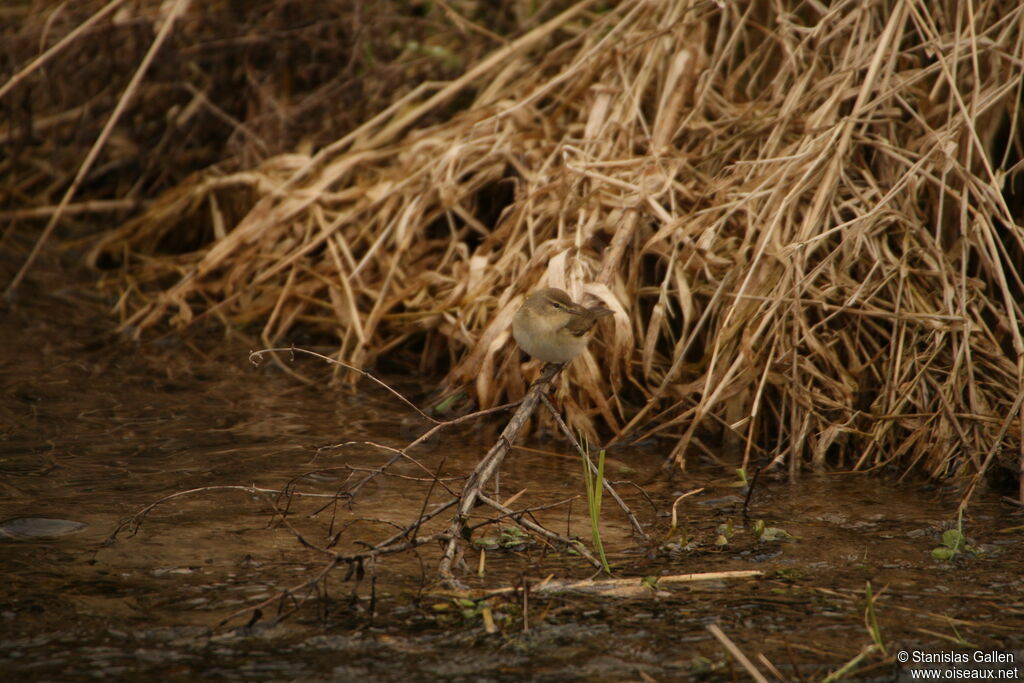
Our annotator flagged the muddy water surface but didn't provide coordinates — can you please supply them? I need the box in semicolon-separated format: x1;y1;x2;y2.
2;279;1023;681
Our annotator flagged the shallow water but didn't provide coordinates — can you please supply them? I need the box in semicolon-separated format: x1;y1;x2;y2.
2;275;1023;681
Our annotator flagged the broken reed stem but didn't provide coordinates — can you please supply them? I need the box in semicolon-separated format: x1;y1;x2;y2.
707;622;770;683
438;362;563;585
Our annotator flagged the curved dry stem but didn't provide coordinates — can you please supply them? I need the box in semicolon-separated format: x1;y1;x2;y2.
87;0;1024;496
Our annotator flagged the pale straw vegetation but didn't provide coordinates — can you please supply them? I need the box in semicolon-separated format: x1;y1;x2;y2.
7;0;1024;489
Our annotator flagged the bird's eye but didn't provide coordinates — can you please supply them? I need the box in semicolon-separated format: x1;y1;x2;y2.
551;301;562;309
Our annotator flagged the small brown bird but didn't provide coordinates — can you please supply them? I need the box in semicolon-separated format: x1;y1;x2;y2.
511;288;614;363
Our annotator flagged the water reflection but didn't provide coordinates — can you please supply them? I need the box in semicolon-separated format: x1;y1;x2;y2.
2;284;1023;680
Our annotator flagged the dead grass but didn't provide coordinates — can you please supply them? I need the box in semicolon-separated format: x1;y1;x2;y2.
5;0;1024;487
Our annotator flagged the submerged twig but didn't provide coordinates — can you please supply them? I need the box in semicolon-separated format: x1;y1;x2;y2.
476;493;601;568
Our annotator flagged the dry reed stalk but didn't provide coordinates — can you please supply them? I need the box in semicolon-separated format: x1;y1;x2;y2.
35;0;1024;484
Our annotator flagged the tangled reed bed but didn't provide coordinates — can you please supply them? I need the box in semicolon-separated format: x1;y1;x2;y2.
6;0;1024;490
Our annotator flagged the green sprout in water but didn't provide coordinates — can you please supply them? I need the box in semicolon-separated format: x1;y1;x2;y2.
474;525;533;551
863;581;887;657
931;509;979;561
579;433;611;575
735;467;749;488
715;519;735;546
752;518;797;542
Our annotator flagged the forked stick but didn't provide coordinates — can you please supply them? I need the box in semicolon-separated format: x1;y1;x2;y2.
438;363;564;584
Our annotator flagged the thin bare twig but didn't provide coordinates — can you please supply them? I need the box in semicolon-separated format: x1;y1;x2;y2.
538;392;648;540
438;363;563;585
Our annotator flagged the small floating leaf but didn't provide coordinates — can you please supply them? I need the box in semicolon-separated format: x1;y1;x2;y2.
941;529;965;550
758;526;796;542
